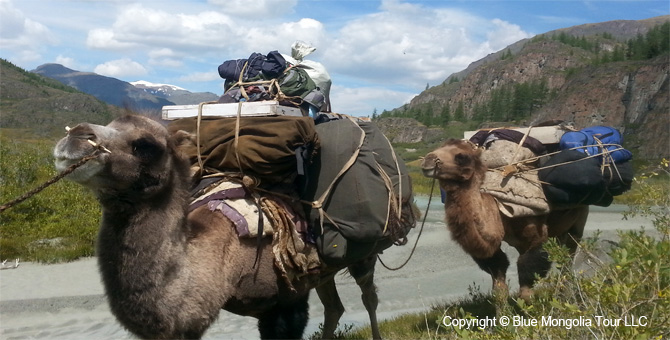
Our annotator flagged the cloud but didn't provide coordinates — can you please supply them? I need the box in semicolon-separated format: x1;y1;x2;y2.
321;0;532;89
87;28;137;50
241;18;327;55
147;48;183;68
487;19;532;50
55;55;77;69
94;58;148;77
84;3;323;57
207;0;297;18
0;0;57;53
329;84;415;116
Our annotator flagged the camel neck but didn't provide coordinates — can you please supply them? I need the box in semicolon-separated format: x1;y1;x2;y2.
96;177;190;299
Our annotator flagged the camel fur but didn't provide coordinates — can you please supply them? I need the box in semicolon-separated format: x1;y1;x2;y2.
421;139;589;301
54;114;384;339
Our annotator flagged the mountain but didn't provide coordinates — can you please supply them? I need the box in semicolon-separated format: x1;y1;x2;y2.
379;16;669;160
32;64;175;112
0;59;123;136
130;80;219;105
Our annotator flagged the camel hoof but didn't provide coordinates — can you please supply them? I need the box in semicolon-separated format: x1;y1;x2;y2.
518;287;533;304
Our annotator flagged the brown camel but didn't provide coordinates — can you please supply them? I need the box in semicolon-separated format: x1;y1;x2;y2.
54;114;386;339
421;139;589;301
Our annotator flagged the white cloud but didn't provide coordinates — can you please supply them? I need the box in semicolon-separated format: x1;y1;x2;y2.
55;55;77;69
487;19;532;51
94;58;148;77
207;0;297;18
87;28;137;50
241;18;327;56
322;0;532;89
0;0;57;53
329;84;415;116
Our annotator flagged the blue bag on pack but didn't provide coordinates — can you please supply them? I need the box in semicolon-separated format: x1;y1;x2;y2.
559;126;632;163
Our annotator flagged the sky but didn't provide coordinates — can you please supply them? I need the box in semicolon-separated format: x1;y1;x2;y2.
1;0;668;117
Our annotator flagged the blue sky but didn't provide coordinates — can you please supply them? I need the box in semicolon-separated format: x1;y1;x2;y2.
2;0;668;116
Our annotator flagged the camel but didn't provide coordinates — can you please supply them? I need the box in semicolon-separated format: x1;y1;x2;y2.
53;114;387;339
421;139;589;301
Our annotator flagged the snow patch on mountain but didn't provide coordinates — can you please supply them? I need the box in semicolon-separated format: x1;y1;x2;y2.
131;80;186;92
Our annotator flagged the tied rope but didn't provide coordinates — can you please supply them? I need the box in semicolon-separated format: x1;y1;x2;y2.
377;170;436;271
0;146;108;213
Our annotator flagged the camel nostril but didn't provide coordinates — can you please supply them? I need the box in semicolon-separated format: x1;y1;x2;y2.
67;124;96;140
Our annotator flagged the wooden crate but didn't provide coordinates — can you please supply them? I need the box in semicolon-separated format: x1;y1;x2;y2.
464;126;566;144
162;101;304;120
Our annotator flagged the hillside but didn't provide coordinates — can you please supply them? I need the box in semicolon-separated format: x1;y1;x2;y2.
0;59;123;136
32;64;175;112
380;16;670;160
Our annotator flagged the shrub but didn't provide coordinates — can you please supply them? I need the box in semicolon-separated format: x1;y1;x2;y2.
0;135;100;263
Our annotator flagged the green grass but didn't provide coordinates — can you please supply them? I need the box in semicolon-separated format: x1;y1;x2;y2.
311;160;670;339
0;135;100;263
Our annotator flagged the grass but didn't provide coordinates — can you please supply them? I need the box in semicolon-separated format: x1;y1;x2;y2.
0;135;100;263
308;159;670;339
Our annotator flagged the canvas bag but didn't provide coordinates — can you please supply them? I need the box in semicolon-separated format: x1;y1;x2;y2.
168;116;319;184
300;115;415;266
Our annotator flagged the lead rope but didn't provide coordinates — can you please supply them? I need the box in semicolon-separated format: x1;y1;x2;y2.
0;143;110;213
377;173;437;271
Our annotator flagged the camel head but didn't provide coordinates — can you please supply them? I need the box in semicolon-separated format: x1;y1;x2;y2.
421;139;485;185
54;114;192;201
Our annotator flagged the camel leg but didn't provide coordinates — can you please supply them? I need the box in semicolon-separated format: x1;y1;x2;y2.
316;276;345;339
517;245;551;302
561;206;589;255
472;248;510;295
348;256;381;340
257;293;310;340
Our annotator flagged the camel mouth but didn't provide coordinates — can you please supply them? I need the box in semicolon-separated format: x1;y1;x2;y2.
53;136;100;173
421;167;437;178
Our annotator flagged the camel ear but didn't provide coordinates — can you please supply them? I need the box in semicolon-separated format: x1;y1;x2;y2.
171;130;196;148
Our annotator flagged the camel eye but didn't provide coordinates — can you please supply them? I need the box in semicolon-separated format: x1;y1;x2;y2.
132;136;163;163
454;153;470;166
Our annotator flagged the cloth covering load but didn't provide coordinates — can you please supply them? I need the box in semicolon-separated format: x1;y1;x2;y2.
167;108;415;281
467;124;634;217
300;113;416;266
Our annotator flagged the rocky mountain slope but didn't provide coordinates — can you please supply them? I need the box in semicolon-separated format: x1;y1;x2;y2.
381;16;669;159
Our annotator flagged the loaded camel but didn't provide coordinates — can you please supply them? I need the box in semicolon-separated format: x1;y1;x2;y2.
53;114;386;339
421;139;589;301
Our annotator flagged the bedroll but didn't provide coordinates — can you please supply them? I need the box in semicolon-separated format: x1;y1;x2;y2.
167;115;319;184
300;114;416;266
559;125;632;164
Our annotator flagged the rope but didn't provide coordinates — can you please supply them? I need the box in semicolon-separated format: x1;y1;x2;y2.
195;100;219;176
225;64;304;108
377;174;437;271
492;144;628;174
0;147;107;213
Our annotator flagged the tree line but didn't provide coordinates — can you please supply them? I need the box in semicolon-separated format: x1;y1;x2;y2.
544;21;670;63
373;22;668;127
